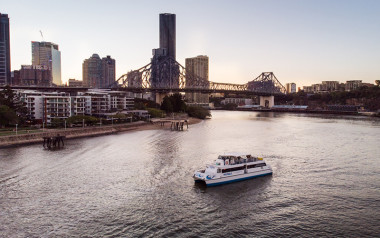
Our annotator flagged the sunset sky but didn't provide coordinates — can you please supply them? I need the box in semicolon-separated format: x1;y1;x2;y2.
2;0;380;87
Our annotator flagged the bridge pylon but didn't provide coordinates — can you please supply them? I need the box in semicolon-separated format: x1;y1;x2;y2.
259;96;274;108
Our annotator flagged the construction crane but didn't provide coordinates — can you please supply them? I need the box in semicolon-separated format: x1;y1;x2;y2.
39;30;44;41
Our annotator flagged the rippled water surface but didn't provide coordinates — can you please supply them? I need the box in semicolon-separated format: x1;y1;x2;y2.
1;111;379;237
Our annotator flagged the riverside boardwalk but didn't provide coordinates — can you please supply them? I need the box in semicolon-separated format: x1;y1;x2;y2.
0;118;200;148
0;121;146;148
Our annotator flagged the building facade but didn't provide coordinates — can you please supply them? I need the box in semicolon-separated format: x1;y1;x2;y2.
20;65;51;86
345;80;362;91
31;41;61;85
71;96;91;116
185;55;209;103
322;81;339;91
0;13;11;85
11;70;20;85
286;83;296;93
303;81;344;93
159;13;176;59
68;78;83;87
223;98;253;105
150;13;178;90
102;56;116;88
83;54;115;88
18;89;134;124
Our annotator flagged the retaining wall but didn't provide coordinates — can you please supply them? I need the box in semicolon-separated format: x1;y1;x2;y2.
0;122;147;148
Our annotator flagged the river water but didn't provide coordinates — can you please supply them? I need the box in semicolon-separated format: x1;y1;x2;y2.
1;111;379;237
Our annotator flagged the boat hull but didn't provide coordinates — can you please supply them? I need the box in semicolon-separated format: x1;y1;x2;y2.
204;169;272;186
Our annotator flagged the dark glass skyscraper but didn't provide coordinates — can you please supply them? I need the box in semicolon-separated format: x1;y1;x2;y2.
159;13;176;59
150;13;179;91
0;13;11;85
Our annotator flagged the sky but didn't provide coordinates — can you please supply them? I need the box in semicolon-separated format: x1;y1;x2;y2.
2;0;380;88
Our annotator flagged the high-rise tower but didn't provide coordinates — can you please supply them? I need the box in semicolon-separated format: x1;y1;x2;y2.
185;55;209;103
0;13;11;85
102;56;116;88
83;54;102;88
159;13;176;60
83;54;115;88
32;41;61;85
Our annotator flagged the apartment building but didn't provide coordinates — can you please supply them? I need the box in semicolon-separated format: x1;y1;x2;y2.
71;96;91;116
19;91;70;124
17;89;135;124
345;80;362;91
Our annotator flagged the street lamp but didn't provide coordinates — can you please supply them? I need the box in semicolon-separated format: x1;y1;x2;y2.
64;120;67;130
82;119;84;128
15;124;18;135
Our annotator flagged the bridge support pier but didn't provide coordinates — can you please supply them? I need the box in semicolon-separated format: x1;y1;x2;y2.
259;96;274;108
155;93;168;104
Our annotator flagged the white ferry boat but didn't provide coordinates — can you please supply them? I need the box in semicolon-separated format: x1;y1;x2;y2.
193;153;272;186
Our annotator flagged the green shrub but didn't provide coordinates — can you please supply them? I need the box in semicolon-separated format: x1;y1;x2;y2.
147;108;165;118
223;103;238;110
67;115;98;125
186;106;211;119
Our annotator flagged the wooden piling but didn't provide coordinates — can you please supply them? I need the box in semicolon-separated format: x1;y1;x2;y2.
43;135;65;149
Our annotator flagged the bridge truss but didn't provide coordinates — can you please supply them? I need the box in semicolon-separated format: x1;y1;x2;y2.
111;58;286;95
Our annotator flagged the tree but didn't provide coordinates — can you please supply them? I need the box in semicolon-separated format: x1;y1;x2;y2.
223;103;238;110
0;86;27;124
186;106;211;119
170;93;187;112
161;96;173;113
147;108;165;118
113;112;127;119
134;102;146;110
67;115;98;126
160;93;187;113
376;80;380;87
50;118;65;128
134;98;160;109
209;97;223;107
0;105;18;127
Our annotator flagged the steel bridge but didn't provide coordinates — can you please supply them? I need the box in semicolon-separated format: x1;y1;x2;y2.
110;57;286;96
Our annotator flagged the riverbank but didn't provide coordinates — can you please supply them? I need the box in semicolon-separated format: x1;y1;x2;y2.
233;108;380;117
0;117;202;148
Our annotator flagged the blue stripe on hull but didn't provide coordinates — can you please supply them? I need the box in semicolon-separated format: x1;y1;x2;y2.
206;172;272;187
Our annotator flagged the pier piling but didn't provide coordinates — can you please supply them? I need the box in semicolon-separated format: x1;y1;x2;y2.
43;135;65;149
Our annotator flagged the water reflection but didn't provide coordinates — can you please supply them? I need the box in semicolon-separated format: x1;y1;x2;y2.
0;111;379;237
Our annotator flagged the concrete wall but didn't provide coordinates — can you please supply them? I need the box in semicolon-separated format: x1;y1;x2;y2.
259;96;274;108
0;122;146;148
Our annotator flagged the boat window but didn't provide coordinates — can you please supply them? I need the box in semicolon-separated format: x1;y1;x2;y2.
222;166;245;173
247;163;266;169
217;169;221;173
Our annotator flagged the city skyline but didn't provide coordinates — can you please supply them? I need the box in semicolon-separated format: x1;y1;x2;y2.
2;0;380;87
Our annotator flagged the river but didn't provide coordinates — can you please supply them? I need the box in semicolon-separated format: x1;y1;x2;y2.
1;111;379;237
